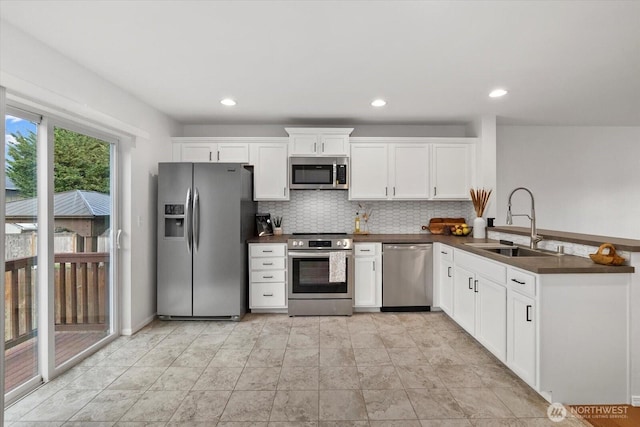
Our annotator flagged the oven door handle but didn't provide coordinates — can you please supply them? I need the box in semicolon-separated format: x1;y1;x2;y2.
288;251;352;258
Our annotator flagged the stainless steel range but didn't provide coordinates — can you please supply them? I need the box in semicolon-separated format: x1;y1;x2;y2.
287;233;354;316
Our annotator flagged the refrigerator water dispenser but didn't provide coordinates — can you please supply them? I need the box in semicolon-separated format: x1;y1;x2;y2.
164;204;185;238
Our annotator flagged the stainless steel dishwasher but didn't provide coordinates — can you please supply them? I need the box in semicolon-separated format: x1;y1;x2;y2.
382;244;433;311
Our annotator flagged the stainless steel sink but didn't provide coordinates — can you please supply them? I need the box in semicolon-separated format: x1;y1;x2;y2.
464;243;557;257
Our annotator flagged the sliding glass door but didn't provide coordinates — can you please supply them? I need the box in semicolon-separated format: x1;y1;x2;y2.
3;106;119;403
3;110;41;394
52;125;114;367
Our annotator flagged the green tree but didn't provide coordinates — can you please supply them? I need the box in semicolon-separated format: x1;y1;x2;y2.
7;128;110;198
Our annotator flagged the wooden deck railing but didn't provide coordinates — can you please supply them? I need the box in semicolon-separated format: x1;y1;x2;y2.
4;252;109;349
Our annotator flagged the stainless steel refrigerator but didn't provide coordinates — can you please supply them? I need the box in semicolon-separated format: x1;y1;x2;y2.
157;162;256;319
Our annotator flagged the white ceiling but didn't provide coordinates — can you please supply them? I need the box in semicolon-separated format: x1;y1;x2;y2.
1;0;639;126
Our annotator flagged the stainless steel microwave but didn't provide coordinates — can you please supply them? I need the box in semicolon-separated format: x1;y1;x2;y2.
289;156;348;190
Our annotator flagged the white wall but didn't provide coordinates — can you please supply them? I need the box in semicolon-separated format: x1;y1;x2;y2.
0;21;179;335
497;125;640;404
496;126;640;239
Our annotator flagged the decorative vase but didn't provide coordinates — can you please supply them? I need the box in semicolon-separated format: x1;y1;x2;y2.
273;227;283;236
473;217;486;239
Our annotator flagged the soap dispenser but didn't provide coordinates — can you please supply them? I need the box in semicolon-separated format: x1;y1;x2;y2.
355;212;361;233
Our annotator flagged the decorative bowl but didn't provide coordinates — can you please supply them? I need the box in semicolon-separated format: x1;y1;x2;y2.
450;226;472;236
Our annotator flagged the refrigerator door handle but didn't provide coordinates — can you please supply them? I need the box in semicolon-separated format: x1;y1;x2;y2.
185;187;192;254
194;187;200;252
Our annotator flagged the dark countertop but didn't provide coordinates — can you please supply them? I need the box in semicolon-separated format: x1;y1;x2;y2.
491;226;640;252
247;233;635;275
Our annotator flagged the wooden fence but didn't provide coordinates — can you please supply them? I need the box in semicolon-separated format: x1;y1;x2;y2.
4;253;109;349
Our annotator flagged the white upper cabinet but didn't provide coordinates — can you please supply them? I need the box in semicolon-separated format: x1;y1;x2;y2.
350;138;476;201
251;142;289;201
350;141;430;200
286;128;353;156
349;144;389;200
389;144;430;199
431;143;475;199
172;138;249;163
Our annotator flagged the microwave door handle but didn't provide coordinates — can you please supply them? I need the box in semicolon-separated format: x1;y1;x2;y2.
333;162;337;188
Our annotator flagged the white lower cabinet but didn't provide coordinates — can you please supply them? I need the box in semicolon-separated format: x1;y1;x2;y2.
452;250;507;361
508;289;536;386
475;276;507;360
452;265;477;335
436;244;454;316
353;243;382;309
248;243;287;310
443;248;630;404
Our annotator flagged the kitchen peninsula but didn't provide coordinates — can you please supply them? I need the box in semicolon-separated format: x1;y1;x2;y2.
249;228;638;405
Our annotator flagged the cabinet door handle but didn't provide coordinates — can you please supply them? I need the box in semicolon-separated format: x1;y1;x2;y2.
262;250;273;253
262;262;273;266
526;304;532;322
393;187;396;196
468;277;473;290
263;275;274;279
263;293;274;297
434;187;437;196
217;151;220;161
511;278;526;285
373;262;375;272
209;152;212;161
441;251;448;255
447;266;451;277
322;142;325;152
360;249;371;252
385;187;388;196
314;142;317;153
474;279;478;293
283;187;286;196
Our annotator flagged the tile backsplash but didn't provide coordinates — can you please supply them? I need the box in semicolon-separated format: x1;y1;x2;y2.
258;190;476;234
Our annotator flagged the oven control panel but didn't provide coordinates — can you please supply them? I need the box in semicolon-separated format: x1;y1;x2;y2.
288;238;352;250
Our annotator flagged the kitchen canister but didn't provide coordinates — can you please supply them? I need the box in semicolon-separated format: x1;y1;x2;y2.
473;216;487;238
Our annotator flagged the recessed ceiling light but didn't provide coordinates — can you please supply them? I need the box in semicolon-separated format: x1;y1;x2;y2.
220;98;237;106
371;99;387;107
489;89;508;98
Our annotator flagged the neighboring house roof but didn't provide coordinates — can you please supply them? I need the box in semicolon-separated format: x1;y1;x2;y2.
5;175;18;191
6;190;110;218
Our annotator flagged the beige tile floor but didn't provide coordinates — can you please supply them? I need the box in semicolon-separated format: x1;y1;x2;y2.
4;312;589;426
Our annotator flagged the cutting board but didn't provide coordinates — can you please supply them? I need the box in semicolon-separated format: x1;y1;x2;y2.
423;217;466;234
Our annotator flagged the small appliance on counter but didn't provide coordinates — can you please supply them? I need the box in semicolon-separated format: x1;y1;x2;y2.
255;213;273;236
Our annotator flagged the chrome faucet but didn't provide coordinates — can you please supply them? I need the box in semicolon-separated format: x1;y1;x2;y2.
506;187;543;249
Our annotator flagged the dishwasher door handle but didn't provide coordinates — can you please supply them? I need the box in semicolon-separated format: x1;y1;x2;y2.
384;244;432;251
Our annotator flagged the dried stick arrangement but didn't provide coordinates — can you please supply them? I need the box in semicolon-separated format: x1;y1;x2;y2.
470;188;492;217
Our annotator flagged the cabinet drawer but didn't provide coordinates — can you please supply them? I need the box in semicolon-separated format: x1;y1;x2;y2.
354;243;379;256
251;282;286;308
507;268;536;297
455;250;506;284
250;257;286;270
251;270;286;283
250;244;286;257
439;245;454;262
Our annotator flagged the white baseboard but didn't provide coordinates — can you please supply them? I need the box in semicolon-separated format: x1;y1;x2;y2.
632;395;640;407
121;313;156;336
